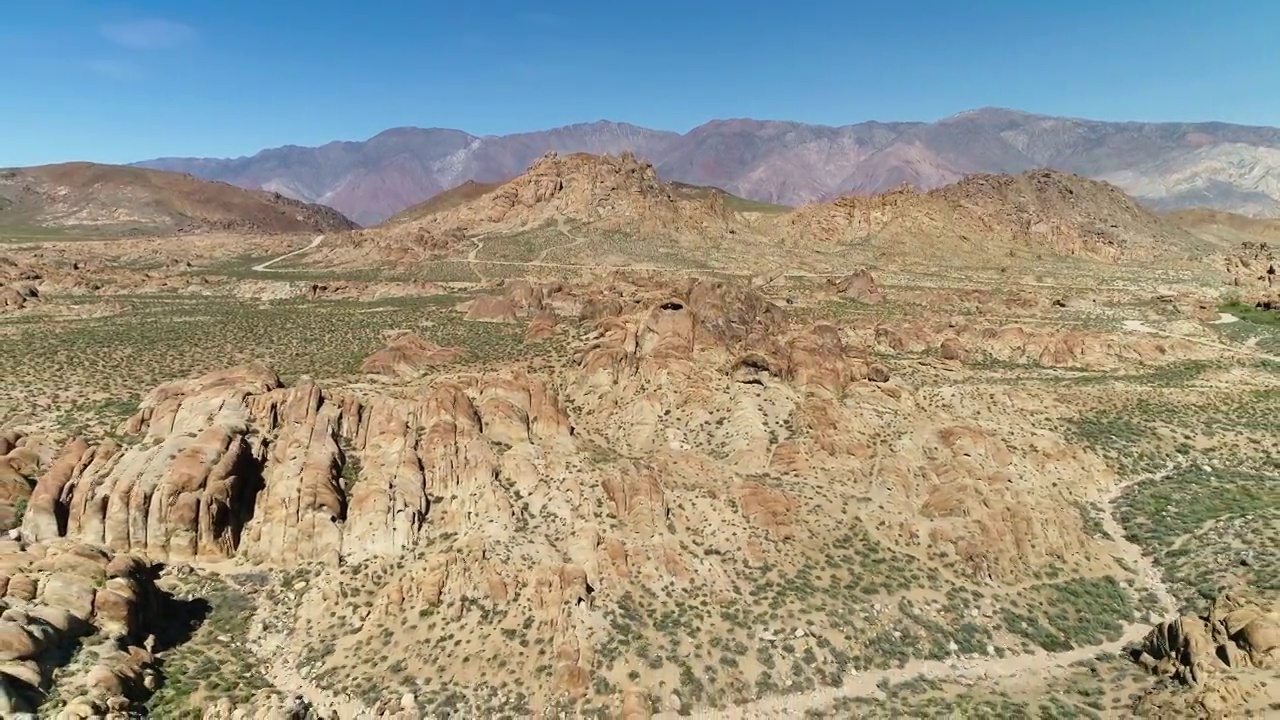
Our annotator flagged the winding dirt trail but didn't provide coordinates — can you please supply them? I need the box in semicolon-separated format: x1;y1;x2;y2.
659;466;1182;720
252;234;325;272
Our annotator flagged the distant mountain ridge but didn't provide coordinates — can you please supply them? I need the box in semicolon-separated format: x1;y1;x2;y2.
137;108;1280;225
0;162;356;236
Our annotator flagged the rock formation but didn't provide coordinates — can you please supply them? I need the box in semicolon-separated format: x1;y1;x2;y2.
389;152;735;238
464;295;519;323
21;362;575;566
0;540;163;715
870;320;1209;370
1133;592;1279;685
1130;591;1280;717
828;269;885;304
1225;242;1276;290
778;169;1198;262
0;285;40;313
4;266;1228;717
360;333;462;377
0;431;41;532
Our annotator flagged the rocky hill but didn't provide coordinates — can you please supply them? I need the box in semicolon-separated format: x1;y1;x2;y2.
387;180;501;224
137;108;1280;223
0;163;358;236
778;169;1206;262
355;151;738;253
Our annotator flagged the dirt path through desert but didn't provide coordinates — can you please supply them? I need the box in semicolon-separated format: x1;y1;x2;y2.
251;234;325;271
659;466;1182;720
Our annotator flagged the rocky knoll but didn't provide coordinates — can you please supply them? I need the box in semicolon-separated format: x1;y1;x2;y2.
359;333;463;377
0;540;164;716
364;152;739;253
828;269;885;304
778;169;1202;262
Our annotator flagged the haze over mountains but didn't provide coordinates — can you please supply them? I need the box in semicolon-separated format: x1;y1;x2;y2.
137;107;1280;225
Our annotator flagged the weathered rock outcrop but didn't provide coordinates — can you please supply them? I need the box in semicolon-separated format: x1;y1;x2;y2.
1225;241;1276;290
20;364;575;566
0;285;39;313
360;333;462;377
465;295;518;324
0;541;162;715
1133;592;1280;685
872;320;1208;370
828;269;885;304
1130;592;1280;718
0;431;41;532
881;424;1109;583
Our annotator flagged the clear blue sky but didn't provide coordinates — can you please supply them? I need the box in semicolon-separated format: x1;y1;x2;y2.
2;0;1277;167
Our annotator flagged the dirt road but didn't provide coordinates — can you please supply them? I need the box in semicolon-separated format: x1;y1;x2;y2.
251;234;325;272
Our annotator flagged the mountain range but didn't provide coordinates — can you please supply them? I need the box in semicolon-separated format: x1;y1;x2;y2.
137;107;1280;226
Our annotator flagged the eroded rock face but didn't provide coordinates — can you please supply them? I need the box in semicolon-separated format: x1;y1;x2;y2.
828;269;885;304
1133;592;1280;685
21;365;576;567
0;541;162;715
24;424;266;563
1130;592;1280;718
0;431;41;532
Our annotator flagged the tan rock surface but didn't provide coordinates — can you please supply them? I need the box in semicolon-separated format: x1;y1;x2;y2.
0;540;161;715
359;332;462;377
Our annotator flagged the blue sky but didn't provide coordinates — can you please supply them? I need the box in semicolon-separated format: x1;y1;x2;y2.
2;0;1277;167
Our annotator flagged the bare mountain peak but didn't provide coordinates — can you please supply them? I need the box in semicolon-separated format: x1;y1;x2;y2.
367;126;473;141
947;106;1038;119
